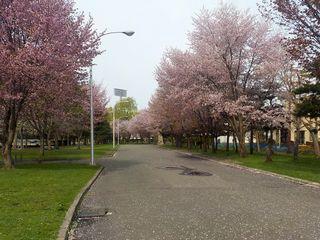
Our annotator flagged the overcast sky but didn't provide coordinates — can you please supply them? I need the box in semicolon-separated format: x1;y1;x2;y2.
75;0;259;109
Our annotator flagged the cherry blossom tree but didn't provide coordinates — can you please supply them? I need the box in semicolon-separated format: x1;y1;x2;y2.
189;4;286;157
67;84;108;149
102;4;289;159
21;78;79;161
260;0;320;78
155;49;227;150
152;50;202;147
118;120;131;143
145;4;289;159
0;0;104;168
128;110;155;143
261;1;320;158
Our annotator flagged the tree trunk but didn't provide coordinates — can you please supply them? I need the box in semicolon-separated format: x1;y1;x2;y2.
187;137;192;150
20;127;24;149
310;130;320;157
39;132;45;163
175;135;182;148
54;134;59;150
265;138;274;162
226;130;230;152
215;135;218;151
236;127;246;157
77;136;81;150
67;133;70;146
233;134;238;153
25;134;28;148
203;135;208;152
2;108;19;169
230;116;246;157
293;130;300;161
238;136;246;157
250;128;254;155
47;131;52;151
211;135;216;153
157;132;164;146
256;131;261;153
2;143;14;169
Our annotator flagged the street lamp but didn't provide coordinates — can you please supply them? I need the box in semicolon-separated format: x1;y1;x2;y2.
89;66;94;166
113;89;127;149
106;31;135;36
89;30;134;166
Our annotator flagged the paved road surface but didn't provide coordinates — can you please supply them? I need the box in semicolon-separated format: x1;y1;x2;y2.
72;145;320;240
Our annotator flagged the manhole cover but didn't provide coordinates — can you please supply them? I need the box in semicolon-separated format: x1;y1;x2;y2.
78;208;109;220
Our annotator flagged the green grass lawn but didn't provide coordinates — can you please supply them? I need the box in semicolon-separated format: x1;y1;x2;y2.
0;164;99;240
2;144;116;163
165;145;320;183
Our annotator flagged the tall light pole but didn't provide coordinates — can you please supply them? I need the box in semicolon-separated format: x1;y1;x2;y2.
90;66;95;166
113;106;116;149
113;89;127;149
90;30;135;165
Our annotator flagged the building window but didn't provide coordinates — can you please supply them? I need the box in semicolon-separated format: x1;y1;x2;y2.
299;131;305;145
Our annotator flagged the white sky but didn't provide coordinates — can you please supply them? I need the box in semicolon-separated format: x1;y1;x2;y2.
75;0;259;109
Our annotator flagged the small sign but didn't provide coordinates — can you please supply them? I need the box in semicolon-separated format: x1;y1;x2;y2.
114;88;127;98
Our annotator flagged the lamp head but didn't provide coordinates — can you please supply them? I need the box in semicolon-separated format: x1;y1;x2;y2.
123;31;135;36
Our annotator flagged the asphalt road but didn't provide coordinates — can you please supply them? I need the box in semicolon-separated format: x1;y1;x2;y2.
71;145;320;240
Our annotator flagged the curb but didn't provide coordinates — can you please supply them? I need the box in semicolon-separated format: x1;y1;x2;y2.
57;166;104;240
175;150;320;190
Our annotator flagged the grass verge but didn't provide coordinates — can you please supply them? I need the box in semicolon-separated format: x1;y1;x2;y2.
164;145;320;183
0;164;99;240
2;144;116;163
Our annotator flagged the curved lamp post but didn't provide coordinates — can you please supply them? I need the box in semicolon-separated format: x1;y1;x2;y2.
90;30;135;166
107;31;135;36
